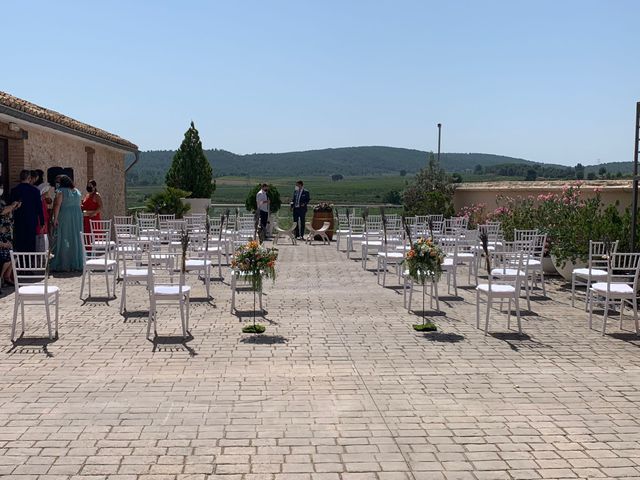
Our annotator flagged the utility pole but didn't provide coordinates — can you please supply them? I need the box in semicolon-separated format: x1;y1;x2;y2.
437;123;442;164
631;102;640;251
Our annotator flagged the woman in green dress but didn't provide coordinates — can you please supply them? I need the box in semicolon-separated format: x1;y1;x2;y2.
50;175;84;272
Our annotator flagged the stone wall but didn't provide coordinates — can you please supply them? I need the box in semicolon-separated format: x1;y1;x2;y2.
1;120;126;219
453;180;634;213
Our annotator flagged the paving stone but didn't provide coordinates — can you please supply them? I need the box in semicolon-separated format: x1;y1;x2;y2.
1;242;640;480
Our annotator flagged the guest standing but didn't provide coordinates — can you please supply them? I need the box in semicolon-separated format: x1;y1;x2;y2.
50;175;84;272
256;183;269;234
291;180;310;240
81;179;103;233
0;200;20;286
33;169;51;251
9;169;44;252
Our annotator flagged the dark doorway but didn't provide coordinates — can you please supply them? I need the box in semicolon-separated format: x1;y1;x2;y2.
0;138;8;201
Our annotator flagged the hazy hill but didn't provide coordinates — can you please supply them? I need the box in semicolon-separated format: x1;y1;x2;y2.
584;162;634;174
126;146;534;185
126;146;635;186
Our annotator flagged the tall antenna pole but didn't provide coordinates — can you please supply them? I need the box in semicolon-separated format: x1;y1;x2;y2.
631;102;640;252
437;123;442;164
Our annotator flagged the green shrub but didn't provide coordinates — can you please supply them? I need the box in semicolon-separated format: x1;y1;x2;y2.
245;184;282;213
145;187;191;217
402;153;455;216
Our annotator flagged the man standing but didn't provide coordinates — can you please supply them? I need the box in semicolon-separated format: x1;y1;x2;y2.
10;169;44;252
291;180;310;240
256;183;270;237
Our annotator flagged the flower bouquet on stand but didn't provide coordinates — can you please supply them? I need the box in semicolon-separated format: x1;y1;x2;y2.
404;237;445;332
231;240;278;333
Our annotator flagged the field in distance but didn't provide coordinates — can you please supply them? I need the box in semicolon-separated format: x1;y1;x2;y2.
126;175;414;209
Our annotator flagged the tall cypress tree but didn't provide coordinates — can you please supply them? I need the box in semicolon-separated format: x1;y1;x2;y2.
166;121;215;198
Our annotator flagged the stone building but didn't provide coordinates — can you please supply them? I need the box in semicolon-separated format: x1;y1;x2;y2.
0;91;138;219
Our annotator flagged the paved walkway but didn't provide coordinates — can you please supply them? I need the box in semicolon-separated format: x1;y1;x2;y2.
1;242;640;480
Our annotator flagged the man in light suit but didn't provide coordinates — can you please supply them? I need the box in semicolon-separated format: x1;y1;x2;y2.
291;180;310;240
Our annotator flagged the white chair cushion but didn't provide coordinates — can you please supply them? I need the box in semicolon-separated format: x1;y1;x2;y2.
86;259;117;268
590;282;634;296
442;258;454;267
378;252;404;259
154;285;191;296
476;284;516;294
185;259;212;268
363;241;383;246
524;259;541;267
491;268;526;277
18;285;59;295
122;268;149;277
573;268;607;277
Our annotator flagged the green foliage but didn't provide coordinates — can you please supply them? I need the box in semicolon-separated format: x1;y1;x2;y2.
242;324;266;334
382;190;402;205
145;187;191;217
451;173;463;183
165;122;215;198
413;323;437;332
402;153;455;216
245;184;282;213
483;163;573;179
575;163;585;179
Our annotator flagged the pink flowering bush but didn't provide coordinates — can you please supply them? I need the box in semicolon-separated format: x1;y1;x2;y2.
487;182;634;266
456;203;487;229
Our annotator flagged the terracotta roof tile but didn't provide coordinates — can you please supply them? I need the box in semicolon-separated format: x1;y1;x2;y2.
0;91;138;151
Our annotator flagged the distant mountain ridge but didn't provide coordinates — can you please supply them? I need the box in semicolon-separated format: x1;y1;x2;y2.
127;146;536;185
126;146;633;186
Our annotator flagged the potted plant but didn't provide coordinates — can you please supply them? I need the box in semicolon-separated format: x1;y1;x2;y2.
231;240;278;334
312;202;335;240
404;237;445;331
165;121;215;213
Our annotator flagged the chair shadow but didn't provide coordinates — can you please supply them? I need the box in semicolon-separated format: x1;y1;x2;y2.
607;332;640;346
240;335;288;345
421;331;465;343
50;272;82;279
410;310;447;317
383;285;405;293
189;296;216;306
488;332;551;352
438;294;465;302
7;335;58;357
150;333;197;356
121;310;148;323
81;296;113;306
234;309;267;318
0;286;15;301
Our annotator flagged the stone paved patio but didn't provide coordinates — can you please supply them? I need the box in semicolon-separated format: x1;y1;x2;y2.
1;242;640;480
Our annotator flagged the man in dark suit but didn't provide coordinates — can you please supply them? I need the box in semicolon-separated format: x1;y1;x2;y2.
10;170;44;252
291;180;310;240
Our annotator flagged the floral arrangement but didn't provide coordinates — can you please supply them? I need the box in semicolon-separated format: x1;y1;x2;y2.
404;237;445;284
231;240;278;291
313;202;334;213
